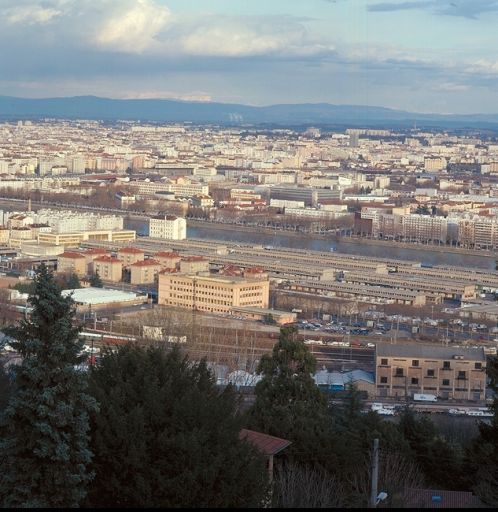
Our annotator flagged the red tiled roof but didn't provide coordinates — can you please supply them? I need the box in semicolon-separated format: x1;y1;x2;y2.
239;429;291;457
403;488;484;509
219;264;243;276
159;268;178;274
60;252;85;259
131;259;160;267
245;267;265;274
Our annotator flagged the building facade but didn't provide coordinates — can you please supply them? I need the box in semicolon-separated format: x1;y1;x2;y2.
375;344;486;402
158;271;270;314
149;215;187;240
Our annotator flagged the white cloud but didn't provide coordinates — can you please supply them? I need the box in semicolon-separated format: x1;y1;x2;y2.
94;0;171;53
3;4;63;25
120;90;212;101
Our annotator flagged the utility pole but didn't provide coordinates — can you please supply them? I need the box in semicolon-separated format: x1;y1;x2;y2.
370;438;379;508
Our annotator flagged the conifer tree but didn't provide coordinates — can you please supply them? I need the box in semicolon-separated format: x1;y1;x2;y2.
469;355;498;505
0;264;97;508
89;271;103;288
247;326;335;471
86;344;267;508
66;273;81;289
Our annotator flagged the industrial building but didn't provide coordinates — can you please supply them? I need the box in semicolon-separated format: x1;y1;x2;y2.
375;344;486;402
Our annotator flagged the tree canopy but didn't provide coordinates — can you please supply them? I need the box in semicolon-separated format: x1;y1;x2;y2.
86;344;268;508
89;271;103;288
0;264;97;508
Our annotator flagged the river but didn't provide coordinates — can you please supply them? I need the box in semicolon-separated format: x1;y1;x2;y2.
125;219;496;270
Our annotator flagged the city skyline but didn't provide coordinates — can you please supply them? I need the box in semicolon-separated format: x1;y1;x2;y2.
2;0;498;114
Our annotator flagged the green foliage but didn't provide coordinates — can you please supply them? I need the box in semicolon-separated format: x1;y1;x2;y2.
263;313;276;325
248;327;336;471
0;359;13;413
86;344;268;508
397;406;465;490
468;356;498;505
12;281;36;295
0;264;97;508
65;273;82;289
89;271;103;288
415;204;431;215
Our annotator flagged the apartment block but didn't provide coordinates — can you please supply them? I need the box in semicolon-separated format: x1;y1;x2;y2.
117;247;145;268
149;215;187;240
179;256;210;274
130;259;161;284
154;251;181;269
57;252;87;276
375;344;486;402
93;256;123;283
424;156;447;171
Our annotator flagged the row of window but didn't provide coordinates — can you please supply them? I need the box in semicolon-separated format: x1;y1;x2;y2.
379;376;479;386
380;358;483;371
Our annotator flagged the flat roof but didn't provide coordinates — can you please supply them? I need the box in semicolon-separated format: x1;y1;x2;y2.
62;287;141;305
375;343;486;362
232;307;295;317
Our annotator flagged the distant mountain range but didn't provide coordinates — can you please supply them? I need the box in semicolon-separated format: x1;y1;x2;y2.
1;95;498;129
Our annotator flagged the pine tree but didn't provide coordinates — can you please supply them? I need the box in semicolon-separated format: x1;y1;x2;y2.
86;344;268;508
247;326;335;471
469;355;498;505
89;271;103;288
66;273;81;289
0;264;97;508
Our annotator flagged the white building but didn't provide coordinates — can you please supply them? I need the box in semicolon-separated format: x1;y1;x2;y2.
149;215;187;240
34;209;124;233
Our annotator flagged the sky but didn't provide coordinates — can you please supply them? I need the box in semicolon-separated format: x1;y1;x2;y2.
1;0;498;114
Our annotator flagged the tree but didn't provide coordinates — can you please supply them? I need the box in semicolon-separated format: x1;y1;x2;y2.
86;344;268;508
0;358;13;413
468;356;498;505
89;271;103;288
0;264;97;508
415;204;430;215
247;326;336;471
66;273;81;289
397;406;465;490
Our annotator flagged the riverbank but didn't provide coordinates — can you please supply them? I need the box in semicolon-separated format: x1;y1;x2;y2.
186;219;497;259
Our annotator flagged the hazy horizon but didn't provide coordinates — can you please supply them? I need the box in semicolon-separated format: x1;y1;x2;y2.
2;1;498;115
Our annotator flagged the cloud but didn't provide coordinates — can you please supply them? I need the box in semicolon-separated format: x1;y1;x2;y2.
173;16;332;58
368;0;498;19
120;90;212;101
368;1;433;12
2;1;64;25
94;0;171;53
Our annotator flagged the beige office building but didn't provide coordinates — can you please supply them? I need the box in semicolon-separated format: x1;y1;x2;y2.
375;344;486;402
158;271;270;314
38;229;136;247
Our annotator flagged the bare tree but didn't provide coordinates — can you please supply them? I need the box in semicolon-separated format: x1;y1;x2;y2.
272;463;346;508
